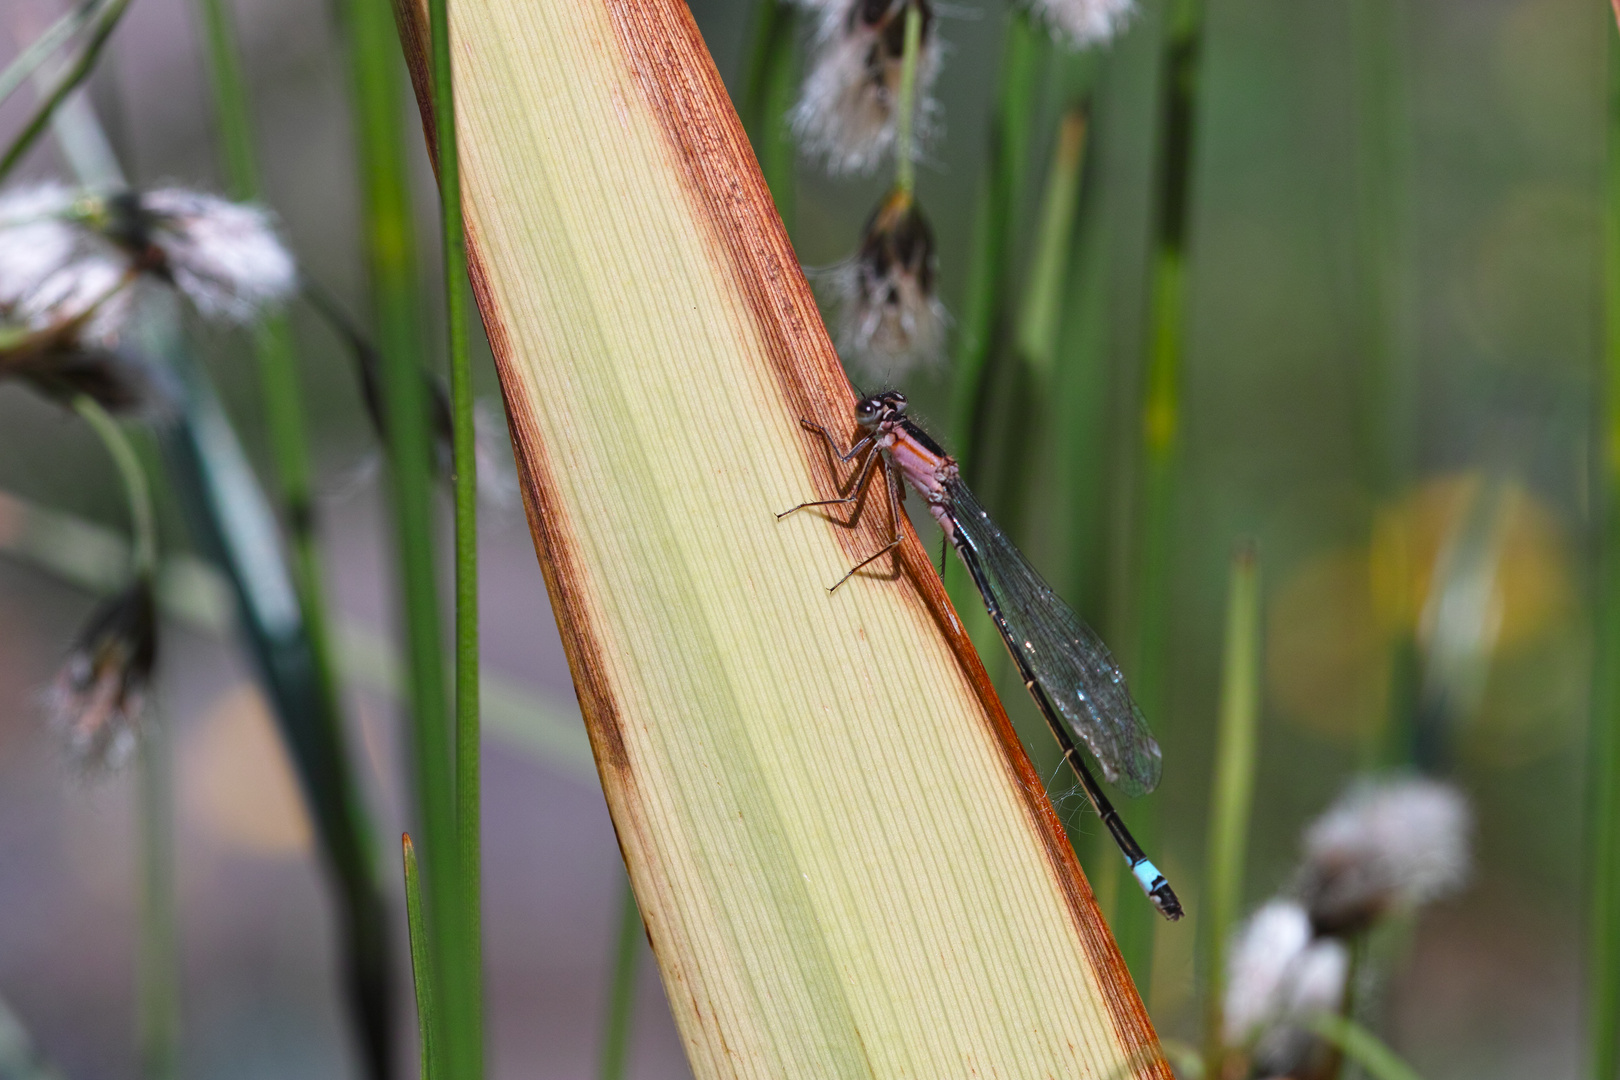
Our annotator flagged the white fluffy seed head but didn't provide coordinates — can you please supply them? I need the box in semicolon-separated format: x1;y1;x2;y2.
821;188;948;380
1252;937;1349;1077
0;183;132;344
1224;901;1349;1075
1026;0;1135;48
791;0;941;177
11;254;135;345
1298;775;1473;935
1224;901;1312;1046
135;189;297;323
41;580;157;771
0;183;79;303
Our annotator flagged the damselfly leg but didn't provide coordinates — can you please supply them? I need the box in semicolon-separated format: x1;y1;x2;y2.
778;418;906;591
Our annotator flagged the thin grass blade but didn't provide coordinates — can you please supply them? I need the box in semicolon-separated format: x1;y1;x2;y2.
403;835;439;1080
1198;543;1260;1074
1308;1014;1424;1080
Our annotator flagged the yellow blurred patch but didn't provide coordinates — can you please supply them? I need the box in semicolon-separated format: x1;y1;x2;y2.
182;683;311;855
1272;473;1574;750
1270;547;1391;742
1376;475;1569;650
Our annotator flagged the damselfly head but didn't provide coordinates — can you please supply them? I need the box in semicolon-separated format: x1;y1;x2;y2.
854;390;907;430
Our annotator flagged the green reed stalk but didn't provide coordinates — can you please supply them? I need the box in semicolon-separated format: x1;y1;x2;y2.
1309;1014;1425;1080
740;0;797;227
1109;0;1207;988
991;96;1094;559
190;0;325;756
1591;11;1620;1080
948;10;1039;478
894;3;922;197
0;0;131;181
343;0;458;1074
72;396;155;576
0;0;99;108
426;0;485;1069
136;701;178;1080
1015;106;1089;386
158;347;401;1080
1199;544;1260;1078
73;396;174;1080
1347;0;1417;770
187;3;398;1074
404;835;440;1080
598;882;644;1080
1347;0;1410;502
49;93;401;1080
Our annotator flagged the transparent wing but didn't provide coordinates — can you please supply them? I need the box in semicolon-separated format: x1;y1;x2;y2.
949;481;1162;796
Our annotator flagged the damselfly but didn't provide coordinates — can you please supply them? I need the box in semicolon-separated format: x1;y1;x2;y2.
780;390;1183;921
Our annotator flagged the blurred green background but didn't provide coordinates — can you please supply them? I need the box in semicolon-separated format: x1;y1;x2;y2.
0;0;1606;1077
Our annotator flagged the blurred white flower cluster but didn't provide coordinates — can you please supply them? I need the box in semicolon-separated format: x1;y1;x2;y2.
0;181;296;412
40;579;156;771
791;0;940;178
791;0;1134;383
1027;0;1135;48
1221;776;1472;1078
821;187;947;382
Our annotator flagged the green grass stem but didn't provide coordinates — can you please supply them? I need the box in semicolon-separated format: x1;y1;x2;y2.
426;0;485;1069
341;0;458;1076
72;396;155;576
1347;0;1417;771
70;396;174;1080
597;881;644;1080
1346;0;1411;501
1111;0;1208;986
46;98;400;1079
136;704;179;1080
185;4;399;1074
0;0;100;109
1590;11;1620;1080
158;347;399;1080
0;0;132;181
739;0;797;227
1308;1014;1424;1080
191;0;328;606
403;835;440;1080
948;9;1040;476
1015;105;1089;385
893;3;922;197
1199;543;1261;1077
